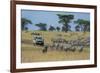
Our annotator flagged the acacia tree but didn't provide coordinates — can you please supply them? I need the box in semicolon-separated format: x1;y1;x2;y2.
75;25;80;31
21;18;32;30
35;23;47;31
56;26;60;31
83;20;90;31
74;19;90;32
57;14;74;32
49;25;55;31
24;27;28;32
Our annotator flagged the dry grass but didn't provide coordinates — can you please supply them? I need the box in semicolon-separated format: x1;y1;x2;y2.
21;31;90;63
21;48;90;63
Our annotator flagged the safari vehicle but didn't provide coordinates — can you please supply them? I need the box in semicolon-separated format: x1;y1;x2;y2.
33;36;44;46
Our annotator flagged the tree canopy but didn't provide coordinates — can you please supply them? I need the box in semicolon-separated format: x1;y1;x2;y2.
49;25;55;31
21;18;32;30
35;23;47;31
57;14;74;32
56;26;60;31
74;19;90;32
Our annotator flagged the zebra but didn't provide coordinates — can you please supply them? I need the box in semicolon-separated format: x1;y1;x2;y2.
79;45;84;52
42;45;48;53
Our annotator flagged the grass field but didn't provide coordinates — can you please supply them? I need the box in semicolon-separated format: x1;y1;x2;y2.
21;31;90;63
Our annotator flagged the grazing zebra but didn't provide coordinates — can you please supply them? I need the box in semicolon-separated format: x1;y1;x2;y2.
59;43;64;50
42;45;48;53
70;46;76;52
79;45;84;52
63;43;71;52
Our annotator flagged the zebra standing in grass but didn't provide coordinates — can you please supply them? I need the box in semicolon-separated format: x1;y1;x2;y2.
79;45;84;52
42;45;48;53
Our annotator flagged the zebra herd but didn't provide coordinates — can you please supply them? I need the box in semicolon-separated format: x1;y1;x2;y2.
31;32;90;53
42;37;90;53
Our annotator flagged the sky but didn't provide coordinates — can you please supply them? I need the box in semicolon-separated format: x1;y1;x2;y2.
21;10;90;31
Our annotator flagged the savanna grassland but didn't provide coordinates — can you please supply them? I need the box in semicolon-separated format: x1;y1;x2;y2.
21;31;90;63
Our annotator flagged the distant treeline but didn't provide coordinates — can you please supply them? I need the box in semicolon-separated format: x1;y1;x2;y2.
21;14;90;32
